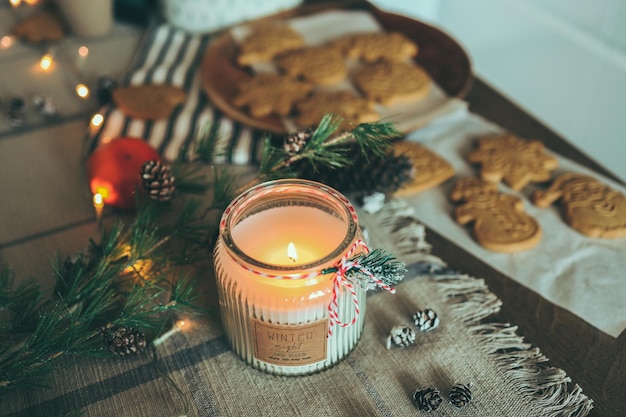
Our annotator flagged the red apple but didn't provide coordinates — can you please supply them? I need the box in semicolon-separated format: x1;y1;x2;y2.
87;137;161;210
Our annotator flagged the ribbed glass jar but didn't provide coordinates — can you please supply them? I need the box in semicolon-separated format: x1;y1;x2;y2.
214;179;366;376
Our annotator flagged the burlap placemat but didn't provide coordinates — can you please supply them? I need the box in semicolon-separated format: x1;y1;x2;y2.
3;199;592;417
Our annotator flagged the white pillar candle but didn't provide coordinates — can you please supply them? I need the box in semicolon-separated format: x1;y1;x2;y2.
214;179;366;376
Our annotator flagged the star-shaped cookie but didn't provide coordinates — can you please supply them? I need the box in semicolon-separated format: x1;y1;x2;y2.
232;73;313;118
467;134;558;191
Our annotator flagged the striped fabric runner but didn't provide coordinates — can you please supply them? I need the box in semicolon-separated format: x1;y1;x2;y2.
84;24;267;165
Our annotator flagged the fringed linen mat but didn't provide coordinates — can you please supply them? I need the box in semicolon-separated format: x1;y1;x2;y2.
4;199;592;417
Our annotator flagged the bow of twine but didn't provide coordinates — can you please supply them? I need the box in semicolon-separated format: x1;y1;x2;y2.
323;239;396;337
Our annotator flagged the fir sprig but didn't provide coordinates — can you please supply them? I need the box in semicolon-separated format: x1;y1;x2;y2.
322;248;406;291
240;114;401;192
0;113;404;396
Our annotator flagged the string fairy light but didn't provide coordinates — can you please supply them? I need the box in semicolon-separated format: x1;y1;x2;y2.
75;83;90;98
93;192;104;226
152;320;188;346
90;113;104;128
0;35;14;49
39;53;54;71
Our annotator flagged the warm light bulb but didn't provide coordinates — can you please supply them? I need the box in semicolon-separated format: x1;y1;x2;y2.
39;54;53;71
75;83;90;98
90;113;104;128
78;45;89;57
9;0;21;7
287;242;298;263
0;35;13;49
92;193;104;208
176;320;186;329
23;0;38;5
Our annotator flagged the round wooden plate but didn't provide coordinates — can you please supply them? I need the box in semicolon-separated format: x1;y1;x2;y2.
200;2;473;134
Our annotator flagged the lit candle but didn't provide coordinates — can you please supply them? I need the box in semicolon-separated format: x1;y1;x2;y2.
214;179;367;376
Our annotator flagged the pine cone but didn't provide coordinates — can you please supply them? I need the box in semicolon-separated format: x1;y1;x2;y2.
297;143;414;195
100;324;147;356
284;128;313;154
449;383;473;408
413;308;440;332
141;160;175;202
412;387;443;411
385;325;416;349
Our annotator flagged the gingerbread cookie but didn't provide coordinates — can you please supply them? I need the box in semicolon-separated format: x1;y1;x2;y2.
294;90;379;130
533;173;626;239
450;177;542;252
466;134;558;191
354;61;431;106
237;24;304;66
275;45;348;85
332;32;418;62
232;73;313;117
11;12;64;43
112;84;187;120
391;141;455;196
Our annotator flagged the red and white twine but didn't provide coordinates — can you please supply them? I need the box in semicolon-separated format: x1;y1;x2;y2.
231;238;396;337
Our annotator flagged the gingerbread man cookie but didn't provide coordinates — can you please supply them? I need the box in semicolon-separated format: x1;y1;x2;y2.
533;173;626;239
450;177;542;252
237;24;304;66
392;141;455;196
112;84;187;120
466;134;558;191
332;32;418;62
275;45;348;86
232;73;313;117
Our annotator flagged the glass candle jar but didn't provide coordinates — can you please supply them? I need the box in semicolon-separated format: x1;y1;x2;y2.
214;179;366;376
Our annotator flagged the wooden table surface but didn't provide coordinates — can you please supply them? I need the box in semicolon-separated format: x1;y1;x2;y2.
445;76;625;417
0;2;624;416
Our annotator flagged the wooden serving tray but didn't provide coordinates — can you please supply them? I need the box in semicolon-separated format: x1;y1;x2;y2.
200;1;473;134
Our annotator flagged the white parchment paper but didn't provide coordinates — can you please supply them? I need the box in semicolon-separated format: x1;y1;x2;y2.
405;109;626;338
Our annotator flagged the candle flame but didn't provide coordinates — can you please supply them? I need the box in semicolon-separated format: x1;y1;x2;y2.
39;53;53;71
76;83;90;98
287;242;298;263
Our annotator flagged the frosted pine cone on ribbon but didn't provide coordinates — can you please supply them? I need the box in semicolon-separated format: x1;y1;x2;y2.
141;160;175;202
385;325;415;349
413;308;439;332
412;387;443;411
283;128;313;154
449;383;473;408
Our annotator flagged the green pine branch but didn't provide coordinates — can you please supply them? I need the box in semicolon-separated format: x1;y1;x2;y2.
0;113;404;395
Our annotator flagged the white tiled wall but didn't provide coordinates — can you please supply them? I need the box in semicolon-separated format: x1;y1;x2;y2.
372;0;626;181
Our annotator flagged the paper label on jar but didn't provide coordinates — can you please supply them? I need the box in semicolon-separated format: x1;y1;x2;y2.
250;317;328;366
